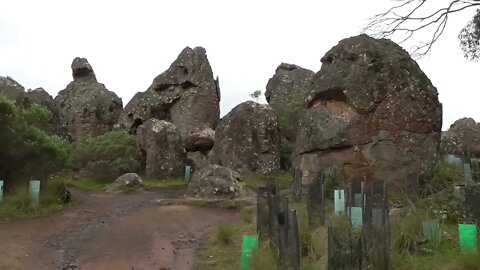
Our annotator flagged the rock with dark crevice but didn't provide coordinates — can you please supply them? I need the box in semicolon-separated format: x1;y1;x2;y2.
55;57;123;141
117;47;220;140
294;35;443;186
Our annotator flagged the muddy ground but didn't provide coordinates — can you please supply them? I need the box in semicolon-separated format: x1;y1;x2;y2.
0;188;240;270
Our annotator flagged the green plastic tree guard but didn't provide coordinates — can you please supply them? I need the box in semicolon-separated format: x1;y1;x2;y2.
372;208;383;227
240;234;258;270
464;163;473;183
184;165;192;184
0;180;3;202
354;193;363;207
29;180;41;206
444;155;461;165
334;190;345;214
459;224;477;252
350;207;363;228
422;219;441;244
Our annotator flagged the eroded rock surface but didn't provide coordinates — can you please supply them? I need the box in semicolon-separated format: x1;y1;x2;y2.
186;165;246;199
55;57;122;141
118;47;220;141
441;118;480;156
265;63;314;168
211;101;281;174
294;35;442;186
136;119;185;179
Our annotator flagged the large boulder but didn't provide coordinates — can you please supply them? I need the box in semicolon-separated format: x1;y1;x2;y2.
186;165;246;199
105;173;144;193
441;118;480;156
55;57;123;141
117;47;220;142
265;63;314;168
210;101;281;174
136;119;185;179
294;35;443;186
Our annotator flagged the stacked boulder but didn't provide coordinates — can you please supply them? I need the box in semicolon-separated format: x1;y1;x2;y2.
294;34;443;186
55;57;123;141
265;63;314;168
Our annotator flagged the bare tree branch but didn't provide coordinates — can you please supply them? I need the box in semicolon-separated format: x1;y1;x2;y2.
364;0;480;59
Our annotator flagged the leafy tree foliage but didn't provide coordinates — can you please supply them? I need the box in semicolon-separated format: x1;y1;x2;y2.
0;96;71;189
73;131;143;181
250;90;262;102
459;9;480;60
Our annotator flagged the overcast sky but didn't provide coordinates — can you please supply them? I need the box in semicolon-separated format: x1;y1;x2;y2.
0;0;477;130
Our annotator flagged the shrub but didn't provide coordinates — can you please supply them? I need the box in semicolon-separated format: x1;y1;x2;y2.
73;131;142;181
215;225;235;245
420;161;463;197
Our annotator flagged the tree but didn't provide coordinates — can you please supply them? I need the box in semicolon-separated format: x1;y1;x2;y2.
73;131;142;181
364;0;480;60
250;90;262;102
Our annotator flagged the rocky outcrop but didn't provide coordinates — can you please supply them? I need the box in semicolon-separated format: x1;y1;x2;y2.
24;87;57;113
0;76;25;104
55;57;123;141
186;165;246;199
184;128;215;153
117;47;220;141
105;173;144;193
186;151;210;170
136;119;185;179
294;35;443;186
265;63;314;168
441;118;480;156
210;101;281;174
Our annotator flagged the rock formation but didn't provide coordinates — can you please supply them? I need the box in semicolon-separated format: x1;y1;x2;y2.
441;118;480;156
186;165;246;199
294;35;443;186
55;57;123;141
0;76;25;104
211;101;281;174
105;173;144;193
117;47;220;142
265;63;314;168
136;119;185;179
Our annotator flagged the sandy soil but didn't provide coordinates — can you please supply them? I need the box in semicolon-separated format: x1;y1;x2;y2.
0;188;240;270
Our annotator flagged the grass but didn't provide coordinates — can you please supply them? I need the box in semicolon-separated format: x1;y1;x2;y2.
0;179;70;220
143;178;185;188
197;168;480;270
242;170;293;190
67;179;109;192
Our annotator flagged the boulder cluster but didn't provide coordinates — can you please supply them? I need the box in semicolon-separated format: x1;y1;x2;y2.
6;34;471;196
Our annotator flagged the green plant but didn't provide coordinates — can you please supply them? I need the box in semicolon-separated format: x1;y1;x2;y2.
420;161;463;197
215;225;236;245
73;131;142;182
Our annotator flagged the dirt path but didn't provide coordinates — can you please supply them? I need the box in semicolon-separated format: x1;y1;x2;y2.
0;188;240;270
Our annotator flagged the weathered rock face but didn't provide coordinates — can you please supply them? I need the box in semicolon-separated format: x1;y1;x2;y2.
136;119;185;179
184;128;215;153
441;118;480;156
294;35;443;186
117;47;220;141
105;173;144;193
186;165;246;199
186;151;210;170
24;88;56;113
265;63;314;168
211;101;281;174
0;76;25;104
55;57;123;141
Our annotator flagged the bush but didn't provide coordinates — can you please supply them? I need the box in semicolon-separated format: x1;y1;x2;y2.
73;131;142;181
0;95;72;188
215;225;235;245
420;161;463;197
